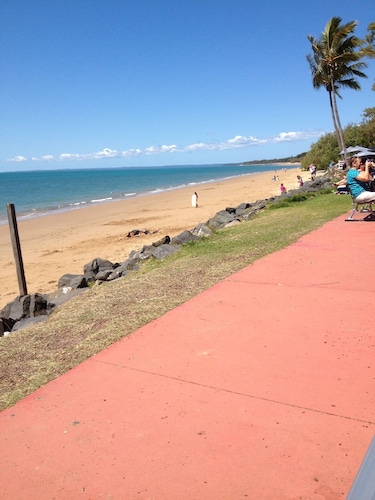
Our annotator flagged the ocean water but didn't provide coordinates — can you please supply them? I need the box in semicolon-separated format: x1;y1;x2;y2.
0;163;293;225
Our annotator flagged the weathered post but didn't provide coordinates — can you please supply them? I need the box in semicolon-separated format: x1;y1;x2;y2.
6;203;28;296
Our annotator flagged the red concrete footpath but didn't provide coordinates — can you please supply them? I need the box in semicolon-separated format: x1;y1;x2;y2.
1;214;374;499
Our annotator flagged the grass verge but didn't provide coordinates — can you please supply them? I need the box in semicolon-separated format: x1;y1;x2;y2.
0;191;349;410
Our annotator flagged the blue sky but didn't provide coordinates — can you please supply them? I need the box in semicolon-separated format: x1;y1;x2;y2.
0;0;374;172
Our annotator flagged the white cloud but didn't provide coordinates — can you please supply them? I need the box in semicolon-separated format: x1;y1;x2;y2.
7;155;28;162
3;129;324;164
185;142;209;151
160;144;178;152
273;131;322;142
144;145;179;155
91;148;120;159
58;153;83;160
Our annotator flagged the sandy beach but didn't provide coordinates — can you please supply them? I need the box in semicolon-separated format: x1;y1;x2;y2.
0;167;302;310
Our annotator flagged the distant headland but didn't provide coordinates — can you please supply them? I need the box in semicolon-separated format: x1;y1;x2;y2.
237;152;305;166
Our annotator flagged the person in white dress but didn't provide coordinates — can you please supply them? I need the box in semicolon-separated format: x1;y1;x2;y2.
192;192;198;207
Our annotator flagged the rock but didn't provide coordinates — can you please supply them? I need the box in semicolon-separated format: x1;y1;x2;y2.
241;210;258;221
83;258;117;282
225;219;241;228
29;293;49;317
122;257;140;270
0;293;49;321
207;210;236;229
0;293;52;335
128;249;142;260
251;200;268;210
0;295;31;321
170;230;200;246
11;316;49;332
151;244;179;260
152;235;170;247
191;223;212;238
0;317;16;337
83;257;115;274
107;268;129;280
138;245;156;260
58;274;88;290
235;203;251;216
45;288;87;309
299;175;332;193
95;270;113;281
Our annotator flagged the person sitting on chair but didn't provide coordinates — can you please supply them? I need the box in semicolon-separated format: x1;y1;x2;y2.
346;157;375;204
333;177;348;194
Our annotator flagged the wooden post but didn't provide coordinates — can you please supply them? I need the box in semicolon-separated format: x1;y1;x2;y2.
6;203;28;296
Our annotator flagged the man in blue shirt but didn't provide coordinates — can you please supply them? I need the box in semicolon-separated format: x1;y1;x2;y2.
346;157;375;203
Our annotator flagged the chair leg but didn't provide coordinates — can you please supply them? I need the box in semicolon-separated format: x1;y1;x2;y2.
346;209;357;221
346;202;374;221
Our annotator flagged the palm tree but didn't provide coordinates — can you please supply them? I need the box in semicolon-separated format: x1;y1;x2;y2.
362;22;375;90
307;17;368;158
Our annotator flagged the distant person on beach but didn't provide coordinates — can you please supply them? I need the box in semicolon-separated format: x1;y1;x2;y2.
192;192;198;208
126;229;159;238
280;183;287;194
309;164;317;180
297;175;303;187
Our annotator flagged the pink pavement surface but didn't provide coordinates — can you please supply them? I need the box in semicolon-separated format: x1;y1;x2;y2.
1;213;374;499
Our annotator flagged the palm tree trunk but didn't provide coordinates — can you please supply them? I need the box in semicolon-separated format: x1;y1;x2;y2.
332;93;346;152
328;89;347;164
328;91;341;146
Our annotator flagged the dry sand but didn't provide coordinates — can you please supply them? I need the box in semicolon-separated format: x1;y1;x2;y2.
0;167;302;309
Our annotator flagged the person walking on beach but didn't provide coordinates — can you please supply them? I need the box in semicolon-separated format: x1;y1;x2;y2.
309;164;317;180
192;192;198;208
297;175;303;187
280;183;287;194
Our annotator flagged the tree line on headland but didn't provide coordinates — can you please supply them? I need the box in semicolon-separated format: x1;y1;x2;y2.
243;18;375;171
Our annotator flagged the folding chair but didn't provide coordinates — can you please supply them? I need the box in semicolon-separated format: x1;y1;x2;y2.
345;185;374;221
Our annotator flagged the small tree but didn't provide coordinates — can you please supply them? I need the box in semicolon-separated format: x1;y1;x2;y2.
301;132;339;170
307;17;367;158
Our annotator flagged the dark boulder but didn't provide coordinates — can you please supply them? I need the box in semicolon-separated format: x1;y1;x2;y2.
123;257;140;270
83;258;117;282
95;269;113;281
207;210;236;229
0;294;31;320
152;235;170;247
241;210;258;221
106;258;139;280
235;203;251;216
192;223;212;238
83;257;115;274
138;245;156;260
0;317;16;337
29;293;49;317
58;274;88;290
12;315;50;332
0;293;52;334
151;244;179;260
170;230;200;246
0;293;49;320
